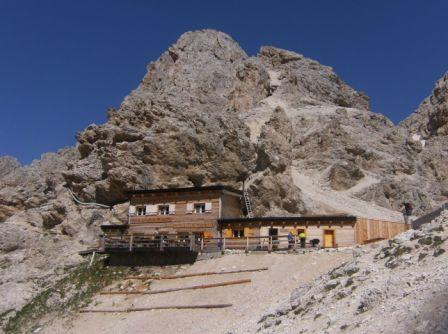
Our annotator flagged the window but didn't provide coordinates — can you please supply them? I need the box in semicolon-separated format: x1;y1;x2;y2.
136;206;146;216
233;229;244;238
194;203;206;214
158;205;169;215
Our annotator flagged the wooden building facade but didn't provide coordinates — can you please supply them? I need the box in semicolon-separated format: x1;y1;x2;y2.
125;185;241;238
218;216;408;248
101;185;407;250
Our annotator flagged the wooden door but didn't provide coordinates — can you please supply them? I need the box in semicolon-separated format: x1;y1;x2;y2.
323;230;335;248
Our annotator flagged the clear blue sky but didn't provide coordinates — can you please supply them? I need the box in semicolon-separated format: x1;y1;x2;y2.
1;1;447;164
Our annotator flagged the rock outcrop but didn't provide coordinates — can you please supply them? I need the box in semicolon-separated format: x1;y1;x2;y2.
0;29;447;328
394;72;448;208
400;72;448;137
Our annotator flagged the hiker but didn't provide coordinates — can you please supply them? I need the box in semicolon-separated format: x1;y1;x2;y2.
299;231;306;248
401;201;413;226
287;232;294;249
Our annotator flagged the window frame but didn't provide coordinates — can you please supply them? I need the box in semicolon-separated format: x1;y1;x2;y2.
158;204;170;215
136;206;146;216
194;203;206;214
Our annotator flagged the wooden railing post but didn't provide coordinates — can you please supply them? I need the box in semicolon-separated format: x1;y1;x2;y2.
189;234;194;252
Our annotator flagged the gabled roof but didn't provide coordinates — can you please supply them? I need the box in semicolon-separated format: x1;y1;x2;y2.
126;185;242;196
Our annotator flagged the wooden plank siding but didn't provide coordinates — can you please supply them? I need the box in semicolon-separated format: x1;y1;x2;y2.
355;217;408;244
128;190;241;237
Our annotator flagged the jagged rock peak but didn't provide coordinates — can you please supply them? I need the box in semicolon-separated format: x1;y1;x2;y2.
400;71;448;137
258;45;370;110
120;29;252;117
167;29;247;60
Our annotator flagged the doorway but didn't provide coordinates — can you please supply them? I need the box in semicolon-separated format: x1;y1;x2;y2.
269;228;279;249
268;228;278;240
323;230;335;248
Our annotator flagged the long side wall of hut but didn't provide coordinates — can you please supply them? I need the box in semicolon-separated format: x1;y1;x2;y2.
222;221;357;247
259;225;356;247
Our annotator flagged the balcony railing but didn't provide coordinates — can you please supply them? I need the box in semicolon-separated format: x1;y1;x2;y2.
102;234;322;253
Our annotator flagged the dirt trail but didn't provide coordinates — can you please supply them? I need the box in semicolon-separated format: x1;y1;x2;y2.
43;251;351;334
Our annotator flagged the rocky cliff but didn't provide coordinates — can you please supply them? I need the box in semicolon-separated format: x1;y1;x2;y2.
0;29;447;328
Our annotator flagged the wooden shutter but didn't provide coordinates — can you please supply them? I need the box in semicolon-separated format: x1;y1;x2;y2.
129;205;136;215
169;204;176;214
205;202;212;212
223;229;232;238
148;205;157;215
186;203;193;214
203;231;214;238
244;227;253;237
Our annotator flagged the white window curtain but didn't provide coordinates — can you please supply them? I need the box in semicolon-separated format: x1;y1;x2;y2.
147;205;157;215
205;202;212;212
186;203;193;214
129;205;136;215
169;204;176;214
